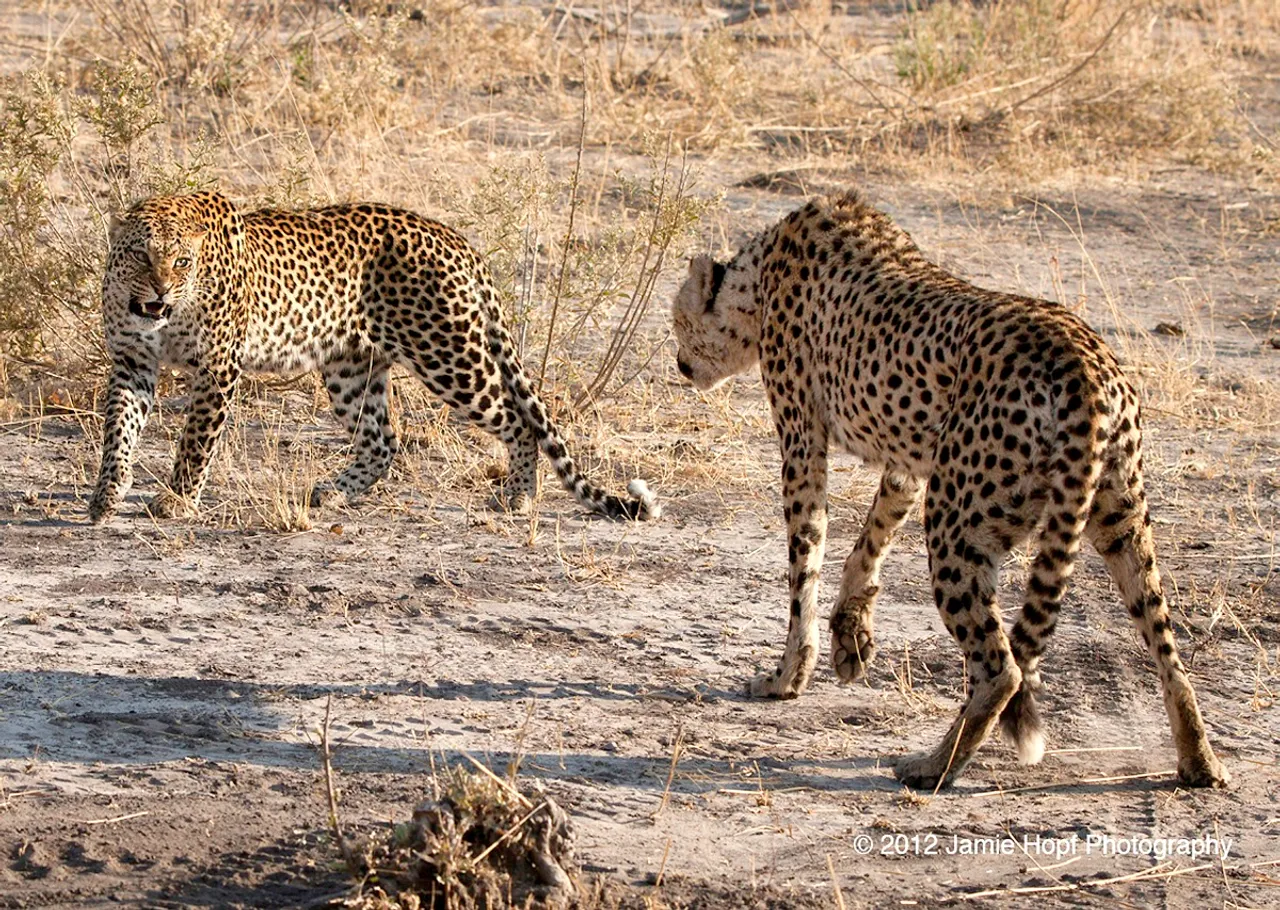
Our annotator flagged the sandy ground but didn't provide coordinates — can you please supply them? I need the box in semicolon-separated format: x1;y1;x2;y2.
3;163;1279;909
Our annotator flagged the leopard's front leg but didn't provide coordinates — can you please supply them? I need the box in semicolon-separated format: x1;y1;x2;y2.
149;362;241;519
751;420;829;699
89;358;159;523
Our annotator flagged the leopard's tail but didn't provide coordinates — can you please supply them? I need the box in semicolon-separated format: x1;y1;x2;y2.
484;308;659;521
999;368;1111;765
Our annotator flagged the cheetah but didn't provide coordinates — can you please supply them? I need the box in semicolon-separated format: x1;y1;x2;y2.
89;190;659;525
671;191;1228;790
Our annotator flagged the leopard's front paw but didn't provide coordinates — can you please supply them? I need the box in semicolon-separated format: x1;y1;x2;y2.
88;493;116;524
830;604;876;683
490;488;533;517
147;490;194;519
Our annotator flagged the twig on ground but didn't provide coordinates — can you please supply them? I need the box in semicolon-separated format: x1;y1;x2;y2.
960;859;1218;900
319;694;360;875
654;836;673;887
973;769;1176;798
827;854;847;910
652;726;685;818
80;810;150;825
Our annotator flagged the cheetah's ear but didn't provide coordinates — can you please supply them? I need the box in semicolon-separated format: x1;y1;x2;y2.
688;254;716;297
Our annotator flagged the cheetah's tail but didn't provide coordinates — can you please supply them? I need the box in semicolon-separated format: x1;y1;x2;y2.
486;318;660;521
1000;382;1111;764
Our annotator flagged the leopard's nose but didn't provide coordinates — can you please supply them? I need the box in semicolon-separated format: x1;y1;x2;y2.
677;359;693;380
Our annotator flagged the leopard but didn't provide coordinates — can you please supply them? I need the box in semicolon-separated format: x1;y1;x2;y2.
88;190;660;526
671;190;1228;790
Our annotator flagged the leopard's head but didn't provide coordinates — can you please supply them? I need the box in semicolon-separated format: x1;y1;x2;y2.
104;199;210;328
671;254;760;391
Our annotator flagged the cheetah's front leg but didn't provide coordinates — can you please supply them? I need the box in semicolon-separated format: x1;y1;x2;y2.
89;360;159;523
149;364;241;519
830;470;923;682
752;424;829;699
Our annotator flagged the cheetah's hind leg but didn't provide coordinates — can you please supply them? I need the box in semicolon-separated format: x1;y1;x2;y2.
1087;462;1229;788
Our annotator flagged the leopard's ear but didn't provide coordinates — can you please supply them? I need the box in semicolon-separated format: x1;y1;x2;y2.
108;212;124;236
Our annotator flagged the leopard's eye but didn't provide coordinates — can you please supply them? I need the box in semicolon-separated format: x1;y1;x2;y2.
173;257;192;269
130;249;150;264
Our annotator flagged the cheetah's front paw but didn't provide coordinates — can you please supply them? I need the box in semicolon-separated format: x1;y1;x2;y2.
147;490;194;519
749;668;792;699
1177;754;1231;789
894;749;961;791
748;645;816;699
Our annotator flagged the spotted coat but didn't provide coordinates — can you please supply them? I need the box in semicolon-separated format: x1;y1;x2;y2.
89;191;659;524
671;191;1227;790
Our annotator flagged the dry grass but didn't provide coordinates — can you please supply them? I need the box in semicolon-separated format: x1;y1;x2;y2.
0;0;1277;521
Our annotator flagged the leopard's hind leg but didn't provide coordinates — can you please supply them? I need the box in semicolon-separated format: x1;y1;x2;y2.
482;395;538;515
311;354;398;507
399;337;537;515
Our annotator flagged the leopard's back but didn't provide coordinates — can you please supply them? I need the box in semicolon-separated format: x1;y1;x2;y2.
237;205;490;374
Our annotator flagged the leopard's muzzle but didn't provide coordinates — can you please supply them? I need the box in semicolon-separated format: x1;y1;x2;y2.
129;297;170;321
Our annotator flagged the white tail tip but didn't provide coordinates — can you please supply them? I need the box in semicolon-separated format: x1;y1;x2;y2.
627;479;661;520
1017;729;1046;766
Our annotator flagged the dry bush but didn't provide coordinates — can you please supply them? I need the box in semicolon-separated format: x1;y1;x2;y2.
891;0;1252;174
340;765;578;910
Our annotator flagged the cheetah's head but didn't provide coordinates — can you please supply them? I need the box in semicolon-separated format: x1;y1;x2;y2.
671;254;761;391
104;201;210;328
